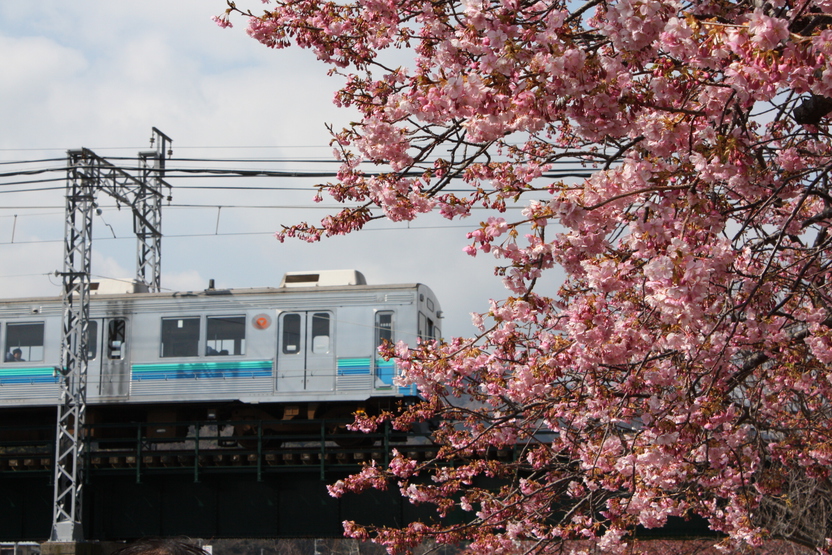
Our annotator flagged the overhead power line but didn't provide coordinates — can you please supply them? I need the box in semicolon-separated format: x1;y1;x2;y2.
0;157;66;165
0;156;595;198
0;151;592;250
0;222;482;247
0;163;594;180
0;145;338;153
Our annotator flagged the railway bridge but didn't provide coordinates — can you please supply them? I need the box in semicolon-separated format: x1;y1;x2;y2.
0;418;711;544
0;418;459;542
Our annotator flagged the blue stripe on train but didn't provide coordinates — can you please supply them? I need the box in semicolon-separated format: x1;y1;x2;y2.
0;367;59;385
337;358;371;375
336;358;397;384
376;359;396;386
130;358;416;393
131;360;273;381
336;358;404;391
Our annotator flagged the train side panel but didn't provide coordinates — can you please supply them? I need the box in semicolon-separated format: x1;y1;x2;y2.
0;279;442;431
0;311;62;406
128;305;277;404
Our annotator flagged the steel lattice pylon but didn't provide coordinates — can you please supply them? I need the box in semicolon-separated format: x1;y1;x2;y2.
51;151;94;542
137;129;171;293
51;130;171;542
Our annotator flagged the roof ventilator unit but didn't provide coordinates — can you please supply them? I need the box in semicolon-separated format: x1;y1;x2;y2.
280;270;367;288
90;279;150;295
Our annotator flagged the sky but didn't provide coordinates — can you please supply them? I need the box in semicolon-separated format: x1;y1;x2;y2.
0;1;530;340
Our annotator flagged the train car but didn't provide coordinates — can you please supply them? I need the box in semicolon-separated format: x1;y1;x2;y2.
0;270;442;443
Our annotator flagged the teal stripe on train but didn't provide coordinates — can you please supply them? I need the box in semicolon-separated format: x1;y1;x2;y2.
376;359;396;386
131;360;273;381
337;358;372;376
130;358;414;392
0;367;59;385
336;358;397;387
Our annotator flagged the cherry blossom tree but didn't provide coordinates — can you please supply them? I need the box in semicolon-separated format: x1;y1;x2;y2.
218;0;832;552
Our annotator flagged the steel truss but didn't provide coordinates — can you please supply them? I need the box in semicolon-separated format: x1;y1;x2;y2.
51;129;171;542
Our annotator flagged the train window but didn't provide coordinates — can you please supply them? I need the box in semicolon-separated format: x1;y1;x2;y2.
375;312;395;387
161;317;200;358
311;313;331;354
206;316;245;356
5;322;44;362
87;321;98;360
375;311;394;347
282;313;301;354
108;319;126;360
418;312;436;341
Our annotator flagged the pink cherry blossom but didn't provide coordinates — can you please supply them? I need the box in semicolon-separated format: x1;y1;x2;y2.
219;0;832;551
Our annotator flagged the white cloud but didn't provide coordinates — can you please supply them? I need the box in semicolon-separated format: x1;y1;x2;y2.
0;35;87;92
91;254;132;284
0;242;63;299
0;1;517;339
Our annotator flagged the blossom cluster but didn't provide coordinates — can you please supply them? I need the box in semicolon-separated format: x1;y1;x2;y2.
219;0;832;552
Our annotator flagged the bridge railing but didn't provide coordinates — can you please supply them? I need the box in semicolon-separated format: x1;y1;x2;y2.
0;418;528;481
0;418;446;481
0;421;54;473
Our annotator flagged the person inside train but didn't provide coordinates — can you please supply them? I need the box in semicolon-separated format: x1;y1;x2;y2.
5;348;23;362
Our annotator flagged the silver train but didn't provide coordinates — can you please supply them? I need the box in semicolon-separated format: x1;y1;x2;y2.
0;270;442;441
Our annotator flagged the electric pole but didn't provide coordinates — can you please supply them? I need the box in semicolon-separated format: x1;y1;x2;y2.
50;129;171;543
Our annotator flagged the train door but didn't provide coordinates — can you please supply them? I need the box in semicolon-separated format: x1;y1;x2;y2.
277;311;334;392
86;320;102;396
98;318;130;397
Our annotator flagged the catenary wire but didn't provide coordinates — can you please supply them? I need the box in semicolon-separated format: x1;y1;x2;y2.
0;223;481;247
0;155;593;223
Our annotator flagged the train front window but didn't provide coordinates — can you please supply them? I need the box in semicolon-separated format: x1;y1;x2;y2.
311;312;330;354
206;316;245;356
5;322;44;362
161;317;200;358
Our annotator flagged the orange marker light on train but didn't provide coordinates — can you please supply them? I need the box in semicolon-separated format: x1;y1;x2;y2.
253;314;272;329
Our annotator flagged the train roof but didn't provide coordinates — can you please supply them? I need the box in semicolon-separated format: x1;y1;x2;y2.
0;270;437;305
